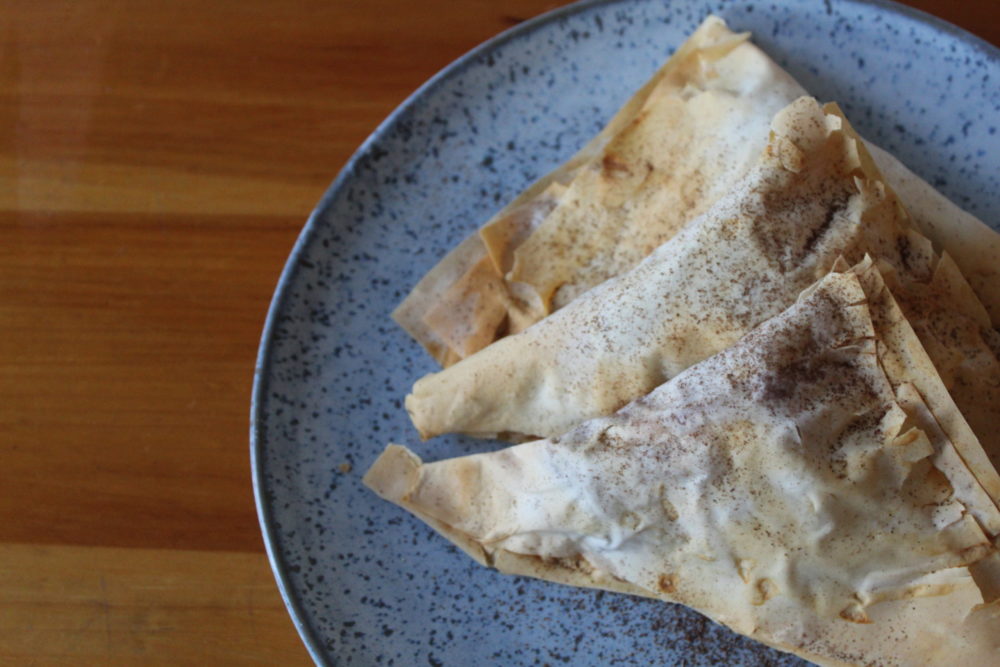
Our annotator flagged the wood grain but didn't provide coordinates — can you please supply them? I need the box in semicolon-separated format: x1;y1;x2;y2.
1;0;995;663
0;543;303;664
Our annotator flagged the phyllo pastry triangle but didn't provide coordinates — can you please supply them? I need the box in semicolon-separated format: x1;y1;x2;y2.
404;98;1000;477
368;263;1000;666
393;16;807;365
394;17;1000;367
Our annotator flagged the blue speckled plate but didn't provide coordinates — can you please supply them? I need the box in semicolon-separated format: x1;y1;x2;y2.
252;1;999;664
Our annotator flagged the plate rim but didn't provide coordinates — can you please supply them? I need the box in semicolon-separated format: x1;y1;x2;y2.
249;0;999;663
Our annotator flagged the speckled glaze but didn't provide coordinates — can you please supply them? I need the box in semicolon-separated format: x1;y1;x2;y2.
251;1;999;664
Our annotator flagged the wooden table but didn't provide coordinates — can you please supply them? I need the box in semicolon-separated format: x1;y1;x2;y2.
1;1;995;664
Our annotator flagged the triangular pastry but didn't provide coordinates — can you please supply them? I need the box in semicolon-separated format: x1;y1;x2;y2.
404;98;1000;478
394;17;1000;367
393;16;807;365
368;264;1000;666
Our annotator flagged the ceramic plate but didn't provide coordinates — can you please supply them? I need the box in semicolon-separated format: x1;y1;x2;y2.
252;0;999;663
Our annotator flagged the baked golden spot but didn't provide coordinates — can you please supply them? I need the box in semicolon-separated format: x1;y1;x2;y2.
657;573;678;594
